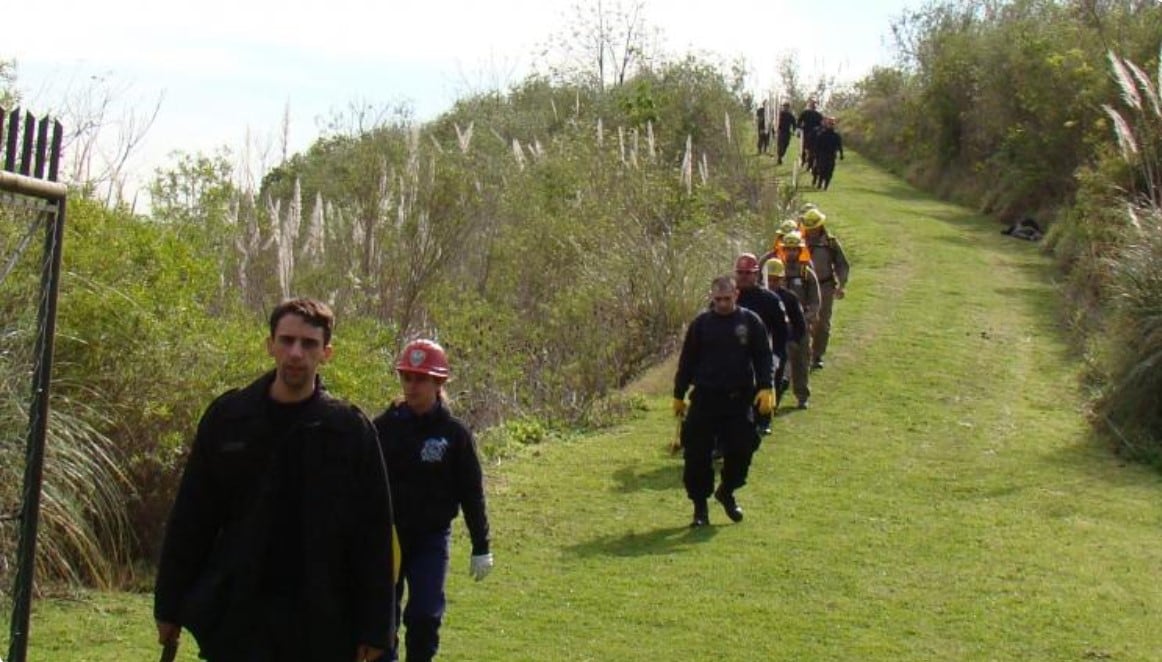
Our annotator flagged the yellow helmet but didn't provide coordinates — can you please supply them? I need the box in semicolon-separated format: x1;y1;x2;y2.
765;258;786;278
776;219;799;236
782;231;804;248
801;208;826;229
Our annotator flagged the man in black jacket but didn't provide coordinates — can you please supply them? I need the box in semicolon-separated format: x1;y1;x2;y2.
154;298;396;662
673;276;775;527
734;252;789;435
811;117;844;190
763;258;807;410
776;102;797;165
797;99;824;171
755;100;770;155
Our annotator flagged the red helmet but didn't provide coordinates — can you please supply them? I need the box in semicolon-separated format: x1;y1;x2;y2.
734;253;761;273
396;339;450;379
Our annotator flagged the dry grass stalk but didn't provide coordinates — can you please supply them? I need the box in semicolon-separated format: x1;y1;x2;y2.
1109;51;1143;112
647;121;656;161
724;111;732;143
455;121;475;154
618;126;626;164
597;118;604;147
512;138;526;170
699;153;708;184
681;135;693;194
303;191;326;264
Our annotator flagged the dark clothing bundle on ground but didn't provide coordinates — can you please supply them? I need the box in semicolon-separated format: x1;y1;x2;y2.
1002;217;1044;241
154;371;396;661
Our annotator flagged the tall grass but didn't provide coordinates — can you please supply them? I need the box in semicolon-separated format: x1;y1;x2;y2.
0;323;131;588
1095;48;1162;461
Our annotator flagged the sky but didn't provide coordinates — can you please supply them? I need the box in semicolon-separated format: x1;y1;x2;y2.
4;0;918;206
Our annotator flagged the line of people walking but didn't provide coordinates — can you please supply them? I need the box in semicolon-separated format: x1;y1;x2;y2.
756;98;845;189
673;203;850;527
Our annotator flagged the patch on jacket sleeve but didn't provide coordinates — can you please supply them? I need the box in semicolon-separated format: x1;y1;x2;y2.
421;437;450;463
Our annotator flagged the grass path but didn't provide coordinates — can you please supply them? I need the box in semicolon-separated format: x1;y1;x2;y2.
12;150;1162;661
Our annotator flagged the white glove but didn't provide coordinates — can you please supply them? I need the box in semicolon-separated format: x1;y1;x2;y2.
469;553;494;582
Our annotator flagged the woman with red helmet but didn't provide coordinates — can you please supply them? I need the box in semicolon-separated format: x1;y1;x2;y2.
372;339;492;662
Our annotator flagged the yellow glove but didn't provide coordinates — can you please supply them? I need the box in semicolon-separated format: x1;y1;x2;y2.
672;398;687;418
754;389;775;416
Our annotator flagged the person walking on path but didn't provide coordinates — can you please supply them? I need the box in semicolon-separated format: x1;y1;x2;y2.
797;99;824;171
154;297;397;662
673;276;775;527
734;252;789;435
374;339;493;662
755;100;770;155
811;117;844;190
776;101;797;165
771;231;820;408
764;258;808;411
801;208;850;370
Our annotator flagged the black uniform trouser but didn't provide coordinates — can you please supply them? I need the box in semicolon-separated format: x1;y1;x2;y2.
391;527;451;662
815;156;837;188
681;390;758;500
777;131;792;160
801;135;816;169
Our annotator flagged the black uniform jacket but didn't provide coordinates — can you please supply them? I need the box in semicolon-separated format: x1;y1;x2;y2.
777;109;797;135
674;307;775;400
774;287;808;342
154;371;396;660
737;285;790;365
814;128;844;161
373;400;490;555
798;109;824;137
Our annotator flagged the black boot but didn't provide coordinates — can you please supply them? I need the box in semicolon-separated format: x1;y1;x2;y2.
691;499;709;527
714;485;744;523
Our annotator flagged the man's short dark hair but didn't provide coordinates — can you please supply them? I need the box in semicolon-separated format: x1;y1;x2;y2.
269;297;335;344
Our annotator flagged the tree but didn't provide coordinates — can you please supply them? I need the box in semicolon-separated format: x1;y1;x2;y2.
0;59;17;108
538;0;659;91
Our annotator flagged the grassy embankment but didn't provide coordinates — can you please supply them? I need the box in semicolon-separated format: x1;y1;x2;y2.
8;148;1162;661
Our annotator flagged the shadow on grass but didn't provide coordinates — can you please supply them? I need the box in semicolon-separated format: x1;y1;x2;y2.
563;524;719;558
842;180;932;203
1046;430;1162;486
611;462;682;493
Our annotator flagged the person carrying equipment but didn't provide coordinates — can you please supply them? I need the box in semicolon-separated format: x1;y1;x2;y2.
734;252;790;435
771;231;820;408
801;208;850;370
673;276;775;527
764;258;807;411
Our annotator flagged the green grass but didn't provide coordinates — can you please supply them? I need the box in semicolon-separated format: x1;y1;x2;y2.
7;149;1162;661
